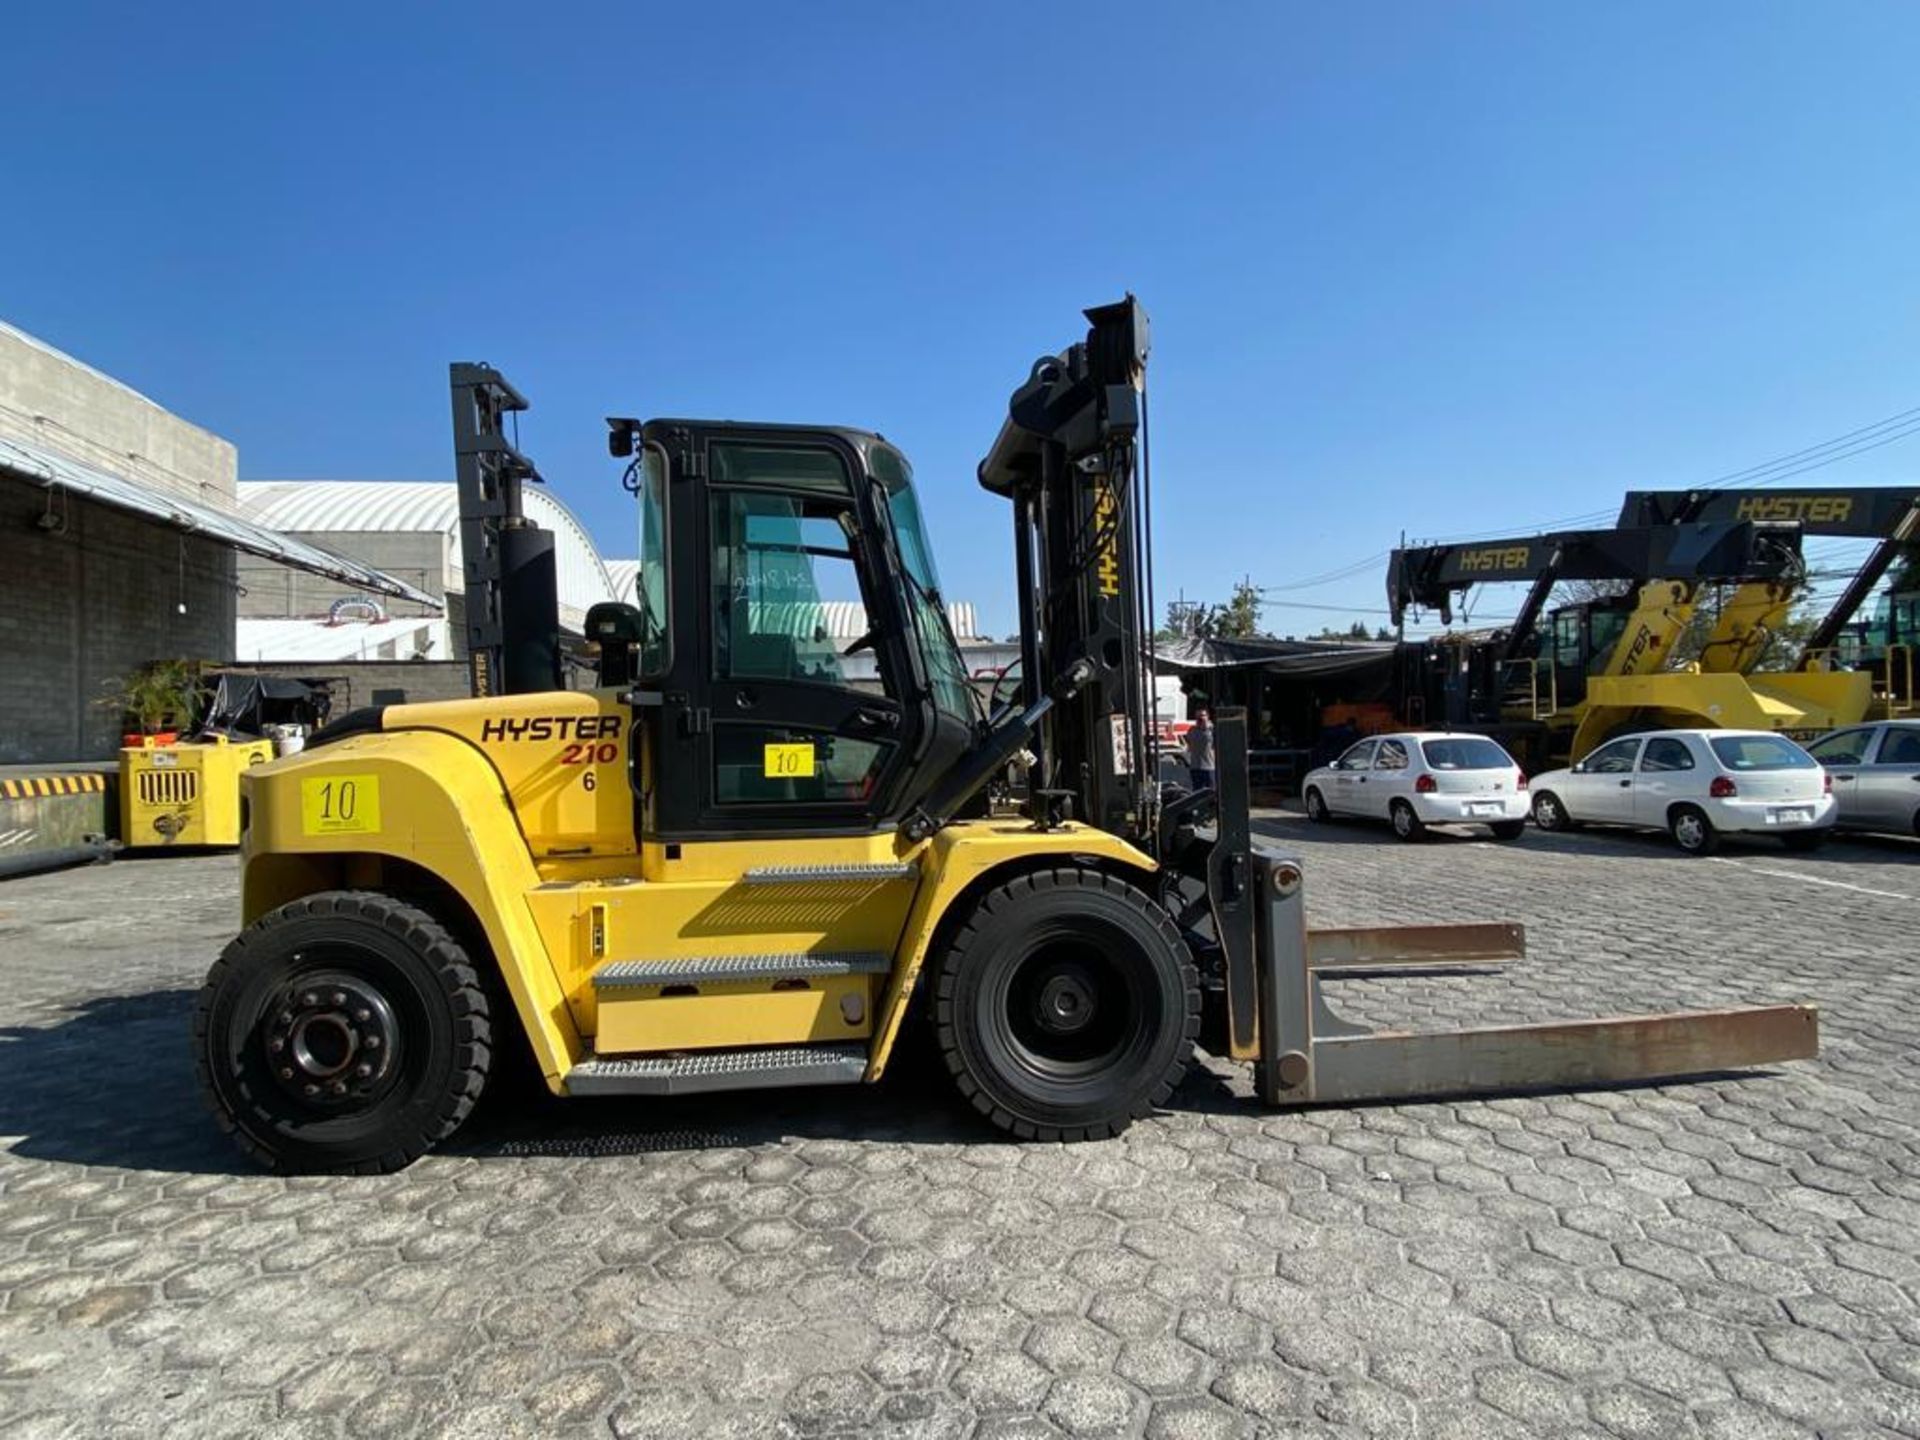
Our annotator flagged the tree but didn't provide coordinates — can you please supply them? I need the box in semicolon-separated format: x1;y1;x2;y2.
1166;582;1266;640
1217;581;1264;639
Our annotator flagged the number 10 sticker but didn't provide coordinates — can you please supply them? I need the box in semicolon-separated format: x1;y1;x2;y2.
763;743;816;778
300;774;383;835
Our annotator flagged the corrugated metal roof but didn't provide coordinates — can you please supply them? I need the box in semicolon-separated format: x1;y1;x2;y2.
604;559;639;604
239;480;618;624
750;600;979;642
236;618;451;662
0;436;440;608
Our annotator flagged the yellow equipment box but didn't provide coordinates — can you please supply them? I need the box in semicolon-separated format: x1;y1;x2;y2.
120;738;274;848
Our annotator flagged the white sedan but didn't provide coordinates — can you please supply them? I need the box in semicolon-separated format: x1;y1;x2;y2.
1529;728;1836;856
1302;732;1530;841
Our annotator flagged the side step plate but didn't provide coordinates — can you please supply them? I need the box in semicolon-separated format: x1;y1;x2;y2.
593;953;890;990
566;1042;870;1097
741;862;915;885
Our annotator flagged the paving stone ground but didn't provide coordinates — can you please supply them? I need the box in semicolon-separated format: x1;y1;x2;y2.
0;815;1915;1438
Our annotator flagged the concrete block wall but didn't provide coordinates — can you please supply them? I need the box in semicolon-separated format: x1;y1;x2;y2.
0;483;235;763
0;324;237;507
0;322;243;765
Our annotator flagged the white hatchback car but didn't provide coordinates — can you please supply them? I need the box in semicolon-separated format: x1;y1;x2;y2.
1302;732;1530;841
1529;729;1836;856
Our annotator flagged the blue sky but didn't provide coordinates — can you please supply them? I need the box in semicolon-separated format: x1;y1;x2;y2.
6;3;1920;638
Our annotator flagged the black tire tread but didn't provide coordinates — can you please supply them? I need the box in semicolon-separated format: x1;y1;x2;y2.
193;890;492;1174
932;868;1198;1143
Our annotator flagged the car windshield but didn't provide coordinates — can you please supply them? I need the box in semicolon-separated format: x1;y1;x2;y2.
1420;738;1512;771
871;444;975;722
1708;734;1817;771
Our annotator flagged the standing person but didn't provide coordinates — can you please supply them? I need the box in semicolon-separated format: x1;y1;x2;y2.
1185;709;1216;791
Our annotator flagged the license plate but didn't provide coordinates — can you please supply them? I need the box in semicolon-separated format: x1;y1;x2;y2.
1468;802;1503;817
1768;807;1813;825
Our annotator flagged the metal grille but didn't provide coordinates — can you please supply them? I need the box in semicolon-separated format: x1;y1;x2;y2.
137;769;199;807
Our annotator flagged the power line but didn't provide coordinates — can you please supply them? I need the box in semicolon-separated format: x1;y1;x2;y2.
1699;401;1920;490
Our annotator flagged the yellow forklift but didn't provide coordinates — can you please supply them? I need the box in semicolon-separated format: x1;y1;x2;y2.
194;301;1816;1172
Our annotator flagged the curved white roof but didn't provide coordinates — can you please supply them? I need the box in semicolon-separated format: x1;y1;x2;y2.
240;480;618;626
604;559;640;605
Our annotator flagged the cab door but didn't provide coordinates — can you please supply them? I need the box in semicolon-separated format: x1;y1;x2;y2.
648;429;923;840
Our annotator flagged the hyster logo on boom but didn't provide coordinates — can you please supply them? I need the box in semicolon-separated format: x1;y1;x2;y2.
479;715;624;743
1458;545;1533;574
1734;496;1855;525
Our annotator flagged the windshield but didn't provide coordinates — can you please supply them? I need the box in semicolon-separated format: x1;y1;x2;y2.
1708;734;1817;771
872;445;975;721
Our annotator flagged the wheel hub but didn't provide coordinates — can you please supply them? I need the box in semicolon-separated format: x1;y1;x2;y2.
264;973;398;1107
1034;971;1097;1036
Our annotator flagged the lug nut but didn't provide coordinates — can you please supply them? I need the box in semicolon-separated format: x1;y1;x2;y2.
280;1068;293;1080
365;1036;382;1050
330;992;346;1006
330;1081;346;1095
269;1038;284;1053
301;992;317;1007
356;1063;372;1078
303;1083;319;1096
355;1009;371;1022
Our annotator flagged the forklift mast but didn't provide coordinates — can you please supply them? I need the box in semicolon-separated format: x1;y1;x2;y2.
449;363;563;697
977;299;1157;845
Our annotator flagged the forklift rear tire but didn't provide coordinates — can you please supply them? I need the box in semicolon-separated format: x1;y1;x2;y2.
194;892;492;1174
932;868;1198;1142
1304;787;1330;823
1389;801;1426;842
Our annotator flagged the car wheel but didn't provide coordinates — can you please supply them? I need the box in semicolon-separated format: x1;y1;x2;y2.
1304;787;1329;823
1389;800;1426;842
1488;820;1526;841
195;891;492;1174
1781;830;1827;852
931;868;1199;1142
1532;791;1573;831
1668;805;1720;856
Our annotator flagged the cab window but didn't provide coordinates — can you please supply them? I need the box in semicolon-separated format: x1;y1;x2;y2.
711;493;882;693
1639;738;1695;772
1374;739;1410;770
1583;738;1642;774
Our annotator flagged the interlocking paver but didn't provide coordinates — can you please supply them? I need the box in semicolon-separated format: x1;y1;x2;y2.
0;820;1914;1435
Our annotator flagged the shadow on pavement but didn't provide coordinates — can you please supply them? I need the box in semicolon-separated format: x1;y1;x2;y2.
0;985;1259;1174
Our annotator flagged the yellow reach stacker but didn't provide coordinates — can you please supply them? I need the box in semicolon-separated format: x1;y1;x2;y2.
193;301;1817;1173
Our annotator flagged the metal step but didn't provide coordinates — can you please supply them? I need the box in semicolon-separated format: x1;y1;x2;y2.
566;1042;870;1097
740;862;915;886
592;952;890;990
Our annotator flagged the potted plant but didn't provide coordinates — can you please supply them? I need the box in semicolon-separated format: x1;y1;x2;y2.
102;660;201;747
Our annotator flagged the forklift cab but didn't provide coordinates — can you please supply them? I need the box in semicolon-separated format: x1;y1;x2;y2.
1539;599;1630;709
609;420;977;841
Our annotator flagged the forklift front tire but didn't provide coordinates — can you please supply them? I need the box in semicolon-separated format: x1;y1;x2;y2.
194;892;492;1174
932;868;1198;1142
